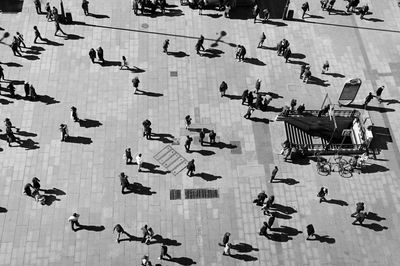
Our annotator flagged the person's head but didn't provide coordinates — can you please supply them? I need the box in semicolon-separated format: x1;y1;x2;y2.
73;213;79;217
122;56;126;60
33;26;37;30
225;232;230;236
120;172;125;177
127;148;131;152
16;32;20;35
138;153;142;157
4;118;9;122
275;166;278;170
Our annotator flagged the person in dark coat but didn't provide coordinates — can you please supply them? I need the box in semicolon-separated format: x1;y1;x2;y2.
113;224;129;243
198;0;204;15
186;159;195;176
82;0;89;15
359;4;369;19
255;94;263;110
89;48;96;63
364;92;374;107
159;245;172;260
253;190;267;206
125;148;133;164
327;0;336;14
262;195;275;215
266;215;275;230
351;202;365;217
32;177;41;190
241;89;248;105
306;224;315;239
199;129;205;146
244;106;254;119
257;32;266;48
247;91;254;107
219;81;228;97
253;4;260;23
97;47;104;63
7;82;16;97
301;2;310;19
120;172;130;194
24;183;33;196
29;85;38;100
163;39;170;54
259;222;268;236
24;82;30;98
239;45;246;61
283;47;292;63
220;232;230;246
184;136;193;152
352;211;367;225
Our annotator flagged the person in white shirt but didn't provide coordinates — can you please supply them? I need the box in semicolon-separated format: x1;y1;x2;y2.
68;213;80;231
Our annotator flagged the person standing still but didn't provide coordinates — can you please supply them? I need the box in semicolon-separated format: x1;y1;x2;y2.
132;76;140;94
163;39;170;54
199;129;205;146
185;115;192;129
68;213;81;231
97;47;104;63
184;136;193;152
136;153;143;172
89;48;96;63
219;81;228;97
82;0;89;15
186;159;196;176
209;130;216;144
270;166;278;183
257;32;266;48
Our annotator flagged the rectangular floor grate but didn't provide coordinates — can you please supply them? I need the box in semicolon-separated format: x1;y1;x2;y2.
170;71;178;77
170;189;181;200
154;145;188;176
185;189;219;199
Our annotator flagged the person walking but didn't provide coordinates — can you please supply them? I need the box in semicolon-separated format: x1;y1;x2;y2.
120;56;129;70
219;81;228;97
262;195;275;215
195;35;205;56
253;4;260;23
359;4;369;19
322;60;329;74
24;183;33;197
327;0;335;14
59;124;69;141
255;79;261;94
89;48;96;63
241;89;248;105
45;2;52;21
125;148;133;164
244;106;255;119
33;26;44;43
113;224;129;243
209;130;216;144
136;153;143;172
82;0;89;15
259;222;268;236
185;115;192;129
301;2;310;19
266;215;275;230
144;126;152;140
375;86;384;103
24;82;30;98
258;32;266;48
144;227;154;244
351;202;365;217
34;0;42;14
199;128;205;146
158;245;172;260
119;172;130;194
71;106;79;122
300;64;306;79
29;84;38;100
97;47;104;63
363;92;374;108
52;6;59;22
32;177;41;190
141;225;149;243
186;159;196;176
11;40;22;56
54;21;67;36
352;211;367;225
270;166;278;183
253;190;267;206
132;76;140;94
239;45;246;62
317;187;328;203
184;136;193;152
16;32;26;49
220;232;230;246
283;47;291;63
303;66;311;83
247;91;254;106
68;213;81;231
163;39;170;54
306;224;315;239
0;66;4;81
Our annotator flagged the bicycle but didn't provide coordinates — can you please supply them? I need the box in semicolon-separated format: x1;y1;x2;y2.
315;151;331;176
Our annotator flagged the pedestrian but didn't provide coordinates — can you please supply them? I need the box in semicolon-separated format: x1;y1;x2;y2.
52;6;59;22
352;211;367;225
11;40;22;56
262;195;274;215
297;103;305;114
4;118;18;132
220;232;230;246
82;0;89;15
198;0;204;15
32;188;46;205
89;48;96;63
257;32;266;48
209;130;216;144
54;21;67;36
163;39;170;54
142;119;151;136
32;177;41;190
262;8;270;22
303;66;311;83
195;35;205;56
34;0;42;14
16;32;26;49
224;4;231;18
239;45;246;61
70;106;79;122
223;243;232;256
186;159;195;176
317;187;328;203
219;81;228;97
359;4;369;19
24;82;30;98
253;4;260;23
59;124;69;141
7;82;16;97
45;2;52;21
68;213;81;231
266;215;275;230
244;106;254;119
235;45;242;60
263;95;272;108
6;128;22;147
132;76;140;94
97;47;104;63
300;64;306;79
141;225;148;243
136;153;143;172
132;0;139;15
363;92;374;107
253;190;267;206
306;224;315;239
0;66;4;81
199;128;205;146
322;60;329;74
185;115;192;129
270;166;278;183
29;84;38;100
255;79;261;93
23;183;33;196
158;245;172;260
120;56;129;70
119;172;130;194
283;47;291;63
141;255;151;266
125;148;133;164
113;224;129;243
375;86;384;103
144;227;154;244
320;0;328;10
247;91;254;106
241;89;248;105
144;126;152;140
259;222;268;236
301;2;310;19
255;94;263;110
351;202;365;217
290;98;297;111
327;0;335;14
184;135;193;152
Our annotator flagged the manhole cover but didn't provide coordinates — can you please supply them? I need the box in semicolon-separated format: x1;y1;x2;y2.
170;189;181;200
170;71;178;77
141;23;149;29
185;189;219;199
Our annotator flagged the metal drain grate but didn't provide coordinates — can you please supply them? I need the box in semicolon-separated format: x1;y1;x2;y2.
170;71;178;77
170;189;181;200
184;189;219;199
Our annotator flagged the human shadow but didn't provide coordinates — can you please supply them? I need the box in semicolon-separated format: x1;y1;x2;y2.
65;34;84;40
164;8;184;17
259;46;277;51
129;66;146;73
119;233;143;242
364;18;384;22
273;178;299;185
243;58;266;66
99;60;121;67
0;98;13;105
88;13;110;19
328;8;351;16
169;257;196;265
125;182;156;195
20;139;40;150
15;130;37;137
324;72;345;78
288;60;306;65
24;49;41;55
366;212;386;222
381;99;400;105
269;211;291;219
361;163;389;173
192;172;222;181
44;195;60;206
325;199;348;206
346;103;395;113
42;38;64;46
312;234;336;244
141;162;170;175
137;90;164;97
34;94;60;105
168;51;189;57
212;141;236;149
307;76;330;87
22;55;40;61
66;136;92;144
79;119;102;128
231;242;259;253
151;133;174;143
267;233;293;242
190;149;215;156
152;234;182;246
249;117;269;124
43;188;66;196
360;223;388;231
29;46;45;51
230;254;258;261
224;94;242;100
266;92;284;99
1;62;23;67
205;13;222;18
264;105;283;113
264;20;287;27
201;51;221;58
272;203;297;214
290;53;306;59
76;225;105;232
270;226;302;236
0;207;7;213
308;14;325;19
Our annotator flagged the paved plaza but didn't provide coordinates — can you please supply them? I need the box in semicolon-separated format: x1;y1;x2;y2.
1;0;400;265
